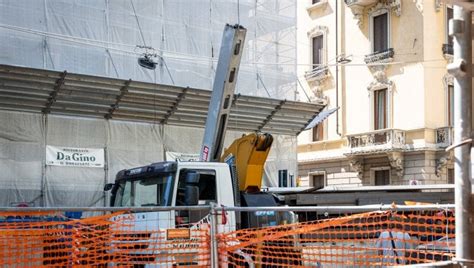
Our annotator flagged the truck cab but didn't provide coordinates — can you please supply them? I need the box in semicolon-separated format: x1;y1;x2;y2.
109;161;236;226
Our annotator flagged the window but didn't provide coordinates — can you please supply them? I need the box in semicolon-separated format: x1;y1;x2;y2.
176;169;217;205
374;169;390;185
310;174;326;189
446;7;453;46
312;124;324;142
374;88;387;130
448;168;454;184
312;35;324;69
113;174;176;207
278;169;289;187
448;85;454;126
372;12;388;53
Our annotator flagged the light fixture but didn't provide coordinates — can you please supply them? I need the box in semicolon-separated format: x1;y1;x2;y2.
138;54;157;70
337;54;352;64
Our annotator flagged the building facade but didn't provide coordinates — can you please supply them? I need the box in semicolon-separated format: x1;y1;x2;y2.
297;0;454;187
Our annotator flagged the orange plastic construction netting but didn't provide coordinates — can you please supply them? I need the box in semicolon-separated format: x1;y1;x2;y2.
0;211;210;267
218;209;455;267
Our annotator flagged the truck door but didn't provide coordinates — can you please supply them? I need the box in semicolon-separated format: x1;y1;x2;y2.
175;169;217;226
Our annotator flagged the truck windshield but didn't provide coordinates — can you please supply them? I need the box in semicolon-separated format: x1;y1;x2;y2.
114;174;175;207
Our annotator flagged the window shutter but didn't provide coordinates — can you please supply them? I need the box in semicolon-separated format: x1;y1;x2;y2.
373;13;388;52
312;35;323;67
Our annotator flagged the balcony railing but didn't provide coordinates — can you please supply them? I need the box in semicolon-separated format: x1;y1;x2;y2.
347;128;406;154
304;65;329;82
364;48;395;64
344;0;377;7
442;43;453;56
436;127;454;147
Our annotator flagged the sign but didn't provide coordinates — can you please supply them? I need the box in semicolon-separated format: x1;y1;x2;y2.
201;146;209;161
165;151;200;162
46;146;104;168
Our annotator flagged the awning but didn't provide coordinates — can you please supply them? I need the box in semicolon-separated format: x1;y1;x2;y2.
0;64;325;136
304;107;339;130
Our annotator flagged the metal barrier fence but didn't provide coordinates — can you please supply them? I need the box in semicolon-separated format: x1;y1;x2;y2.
0;204;456;267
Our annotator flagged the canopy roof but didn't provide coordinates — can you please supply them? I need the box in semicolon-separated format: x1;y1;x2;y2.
0;64;324;135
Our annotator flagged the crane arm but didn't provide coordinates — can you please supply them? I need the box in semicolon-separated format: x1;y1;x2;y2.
221;133;273;192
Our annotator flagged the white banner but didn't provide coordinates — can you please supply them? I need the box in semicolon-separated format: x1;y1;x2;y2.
46;146;105;168
165;151;199;162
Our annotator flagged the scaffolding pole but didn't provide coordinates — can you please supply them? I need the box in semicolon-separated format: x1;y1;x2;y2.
448;1;474;265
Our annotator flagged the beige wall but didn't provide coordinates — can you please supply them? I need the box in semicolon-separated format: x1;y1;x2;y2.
298;0;450;144
297;0;453;186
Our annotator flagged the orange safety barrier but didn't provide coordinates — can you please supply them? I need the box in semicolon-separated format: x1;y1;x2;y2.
0;211;211;267
218;209;455;267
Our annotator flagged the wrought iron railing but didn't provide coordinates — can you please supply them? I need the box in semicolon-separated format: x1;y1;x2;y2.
347;128;406;152
304;65;329;81
364;48;395;64
436;127;454;147
344;0;377;6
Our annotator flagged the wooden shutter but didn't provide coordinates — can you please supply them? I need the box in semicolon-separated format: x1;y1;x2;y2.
373;13;388;52
312;35;323;68
374;89;387;130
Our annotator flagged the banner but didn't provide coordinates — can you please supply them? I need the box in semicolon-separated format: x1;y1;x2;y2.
46;146;105;168
165;151;199;162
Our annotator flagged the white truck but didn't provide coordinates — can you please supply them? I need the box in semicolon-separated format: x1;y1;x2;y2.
104;24;300;267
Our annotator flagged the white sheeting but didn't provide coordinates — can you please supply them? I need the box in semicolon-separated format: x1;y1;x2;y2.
0;0;297;98
0;111;296;207
0;0;298;206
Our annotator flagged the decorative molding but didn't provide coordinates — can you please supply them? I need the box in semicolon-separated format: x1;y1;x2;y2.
306;0;328;13
307;25;329;38
436;151;453;177
367;69;394;92
349;5;365;27
443;73;454;87
413;0;423;13
435;0;442;12
349;157;364;179
368;0;402;17
387;151;404;177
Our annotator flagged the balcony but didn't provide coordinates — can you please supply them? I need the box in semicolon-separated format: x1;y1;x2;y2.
307;0;328;13
344;0;377;7
304;65;329;83
436;127;454;147
364;48;395;64
346;128;406;155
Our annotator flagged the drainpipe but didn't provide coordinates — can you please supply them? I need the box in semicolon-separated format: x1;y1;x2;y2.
447;1;474;264
335;0;341;136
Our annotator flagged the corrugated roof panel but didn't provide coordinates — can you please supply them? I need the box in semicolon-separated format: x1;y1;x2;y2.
0;64;325;135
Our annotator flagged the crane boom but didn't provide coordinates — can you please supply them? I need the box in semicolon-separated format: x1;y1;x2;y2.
199;24;247;162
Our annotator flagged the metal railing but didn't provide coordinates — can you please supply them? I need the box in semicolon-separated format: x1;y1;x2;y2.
304;65;329;82
347;128;406;153
364;48;395;64
436;126;454;147
344;0;378;7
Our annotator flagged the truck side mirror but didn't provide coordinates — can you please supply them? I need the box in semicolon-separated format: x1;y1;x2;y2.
104;183;114;191
184;186;199;206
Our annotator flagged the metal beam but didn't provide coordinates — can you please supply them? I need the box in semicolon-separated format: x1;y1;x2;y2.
161;87;188;124
105;79;131;119
258;100;286;131
42;70;67;114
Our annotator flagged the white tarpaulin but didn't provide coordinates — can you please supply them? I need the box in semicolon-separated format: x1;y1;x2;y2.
46;146;104;168
0;0;300;207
